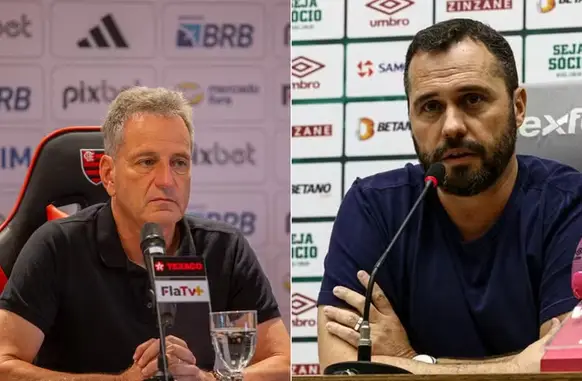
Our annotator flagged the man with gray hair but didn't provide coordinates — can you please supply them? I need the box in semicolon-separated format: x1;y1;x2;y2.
0;86;290;381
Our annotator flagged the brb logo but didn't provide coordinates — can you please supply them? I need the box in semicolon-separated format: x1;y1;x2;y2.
366;0;414;27
292;293;317;327
0;87;31;112
176;16;254;49
291;56;325;90
62;80;141;109
190;209;257;236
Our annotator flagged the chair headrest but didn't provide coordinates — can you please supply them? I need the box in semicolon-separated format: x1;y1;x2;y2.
0;126;109;281
517;81;582;172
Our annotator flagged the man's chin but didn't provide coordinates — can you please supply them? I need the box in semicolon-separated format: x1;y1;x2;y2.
143;209;183;226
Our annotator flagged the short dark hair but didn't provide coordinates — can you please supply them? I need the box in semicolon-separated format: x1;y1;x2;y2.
403;18;518;98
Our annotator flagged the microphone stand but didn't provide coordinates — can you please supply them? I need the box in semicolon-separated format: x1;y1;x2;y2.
325;175;440;375
143;254;174;381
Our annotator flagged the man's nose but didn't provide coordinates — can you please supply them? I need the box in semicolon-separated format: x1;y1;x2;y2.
153;162;174;187
441;107;467;139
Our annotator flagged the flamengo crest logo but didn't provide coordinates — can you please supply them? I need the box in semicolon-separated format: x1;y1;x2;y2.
80;149;104;185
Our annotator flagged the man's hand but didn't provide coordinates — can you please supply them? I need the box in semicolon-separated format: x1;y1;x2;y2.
323;270;416;359
511;317;561;373
133;336;213;380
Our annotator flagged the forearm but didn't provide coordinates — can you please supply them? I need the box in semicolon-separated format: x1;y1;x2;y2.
371;355;519;374
0;358;126;381
242;354;290;381
437;354;517;365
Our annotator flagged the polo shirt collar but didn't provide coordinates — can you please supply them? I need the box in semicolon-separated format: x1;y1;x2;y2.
96;202;197;269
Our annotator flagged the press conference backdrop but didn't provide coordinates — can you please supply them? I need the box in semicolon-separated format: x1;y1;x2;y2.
290;0;582;374
0;1;290;329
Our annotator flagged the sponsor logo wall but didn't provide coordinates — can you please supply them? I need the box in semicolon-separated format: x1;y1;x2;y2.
290;0;582;372
0;1;290;330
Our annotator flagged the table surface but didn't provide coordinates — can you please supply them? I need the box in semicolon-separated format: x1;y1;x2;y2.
292;373;582;380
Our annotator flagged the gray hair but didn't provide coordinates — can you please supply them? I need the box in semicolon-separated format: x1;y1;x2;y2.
102;86;194;157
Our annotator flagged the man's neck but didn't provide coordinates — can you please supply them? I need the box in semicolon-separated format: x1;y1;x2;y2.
110;201;180;266
437;155;519;242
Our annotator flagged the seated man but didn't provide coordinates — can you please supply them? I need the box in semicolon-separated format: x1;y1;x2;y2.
317;18;582;374
0;87;290;381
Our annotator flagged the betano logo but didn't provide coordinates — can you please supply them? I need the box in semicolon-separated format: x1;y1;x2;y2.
520;108;582;137
538;0;556;13
292;292;317;327
366;0;414;27
446;0;513;12
292;124;332;137
358;117;375;140
358;118;411;140
291;56;325;90
176;82;205;105
77;14;128;49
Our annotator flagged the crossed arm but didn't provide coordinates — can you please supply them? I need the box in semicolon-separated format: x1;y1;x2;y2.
317;271;569;375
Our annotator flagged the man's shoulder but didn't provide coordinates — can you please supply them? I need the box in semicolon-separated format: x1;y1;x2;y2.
345;162;425;207
183;214;243;242
34;203;105;238
518;154;582;196
350;162;425;193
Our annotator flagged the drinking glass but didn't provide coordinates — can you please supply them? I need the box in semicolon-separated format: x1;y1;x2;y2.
210;310;257;380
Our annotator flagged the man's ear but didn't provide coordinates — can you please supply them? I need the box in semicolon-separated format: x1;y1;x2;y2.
99;155;116;197
513;87;527;129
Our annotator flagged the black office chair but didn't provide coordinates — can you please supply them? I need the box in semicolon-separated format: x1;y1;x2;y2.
0;126;108;291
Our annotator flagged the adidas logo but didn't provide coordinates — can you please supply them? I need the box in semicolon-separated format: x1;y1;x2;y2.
77;13;128;49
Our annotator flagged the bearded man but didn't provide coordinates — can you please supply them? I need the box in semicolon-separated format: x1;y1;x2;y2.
317;18;582;374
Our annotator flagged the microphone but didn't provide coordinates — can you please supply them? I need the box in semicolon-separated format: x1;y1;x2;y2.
324;163;446;375
140;222;175;381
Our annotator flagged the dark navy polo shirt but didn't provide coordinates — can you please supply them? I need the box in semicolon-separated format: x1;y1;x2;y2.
318;155;582;358
0;202;279;374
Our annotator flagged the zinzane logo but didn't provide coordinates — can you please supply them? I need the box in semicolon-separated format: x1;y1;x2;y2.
292;293;317;327
520;108;582;137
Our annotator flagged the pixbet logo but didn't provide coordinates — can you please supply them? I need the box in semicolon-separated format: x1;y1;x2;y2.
367;0;413;27
519;108;582;137
291;56;325;90
191;142;256;166
292;293;317;327
0;87;31;112
62;80;141;109
0;14;32;38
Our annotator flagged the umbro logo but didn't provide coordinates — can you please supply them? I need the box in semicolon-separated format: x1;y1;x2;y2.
77;14;129;49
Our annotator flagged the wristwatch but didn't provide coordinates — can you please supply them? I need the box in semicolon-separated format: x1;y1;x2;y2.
412;354;437;364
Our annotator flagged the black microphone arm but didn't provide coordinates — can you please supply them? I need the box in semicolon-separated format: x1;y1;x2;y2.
140;222;174;381
325;162;445;375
